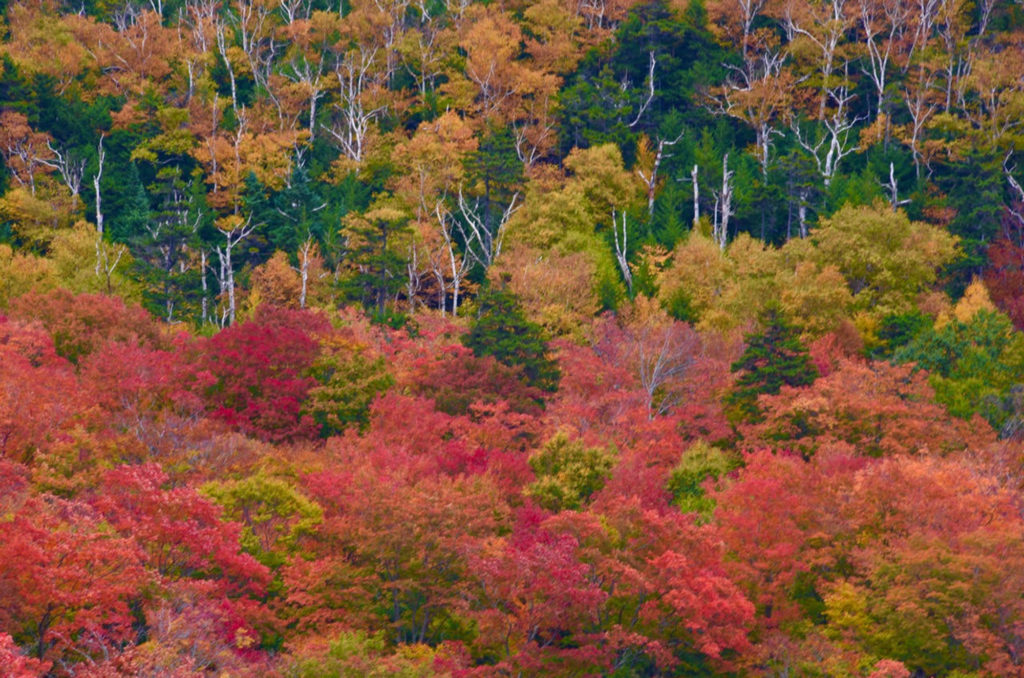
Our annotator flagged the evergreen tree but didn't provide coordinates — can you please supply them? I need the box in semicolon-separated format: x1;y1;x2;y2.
101;133;150;243
463;124;522;258
726;305;818;422
463;285;561;393
339;206;410;318
650;180;690;248
558;0;727;161
939;148;1006;296
270;163;326;255
110;164;151;243
559;60;638;154
893;309;1024;430
132;166;205;322
241;172;275;263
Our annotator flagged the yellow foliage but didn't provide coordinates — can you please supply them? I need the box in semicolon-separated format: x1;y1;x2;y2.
3;6;94;93
778;262;854;339
658;231;733;325
0;184;76;249
522;0;583;74
950;277;997;325
811;202;958;317
249;251;303;309
853;310;882;351
390;110;477;218
562;144;644;215
659;230;856;339
932;277;996;328
713;234;780;328
0;243;57;307
490;243;600;341
49;221;140;300
509;181;592;250
619;293;671;332
858;113;889;149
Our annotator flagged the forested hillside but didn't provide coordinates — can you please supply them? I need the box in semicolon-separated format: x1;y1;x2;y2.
4;0;1024;675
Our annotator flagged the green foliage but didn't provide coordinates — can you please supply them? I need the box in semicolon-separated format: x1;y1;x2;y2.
727;305;819;423
893;310;1024;431
596;265;625;311
463;286;561;393
0;55;33;121
245;164;329;260
667;441;733;520
938;148;1006;296
110;162;151;245
650;179;691;249
824;574;976;676
8;1;1024;675
201;472;323;570
284;630;440;678
811;203;959;317
304;350;394;436
465;124;522;199
338;206;411;316
558;0;727;160
872;310;933;359
100;132;151;244
526;432;617;512
662;286;699;323
131;165;207;323
463;123;522;251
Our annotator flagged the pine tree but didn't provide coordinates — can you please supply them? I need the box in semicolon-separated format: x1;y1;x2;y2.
339;206;410;318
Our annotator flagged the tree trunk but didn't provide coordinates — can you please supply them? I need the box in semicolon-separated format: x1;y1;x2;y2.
692;164;699;227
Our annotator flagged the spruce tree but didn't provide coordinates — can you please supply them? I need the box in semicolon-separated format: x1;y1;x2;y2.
132;165;204;322
726;305;818;422
463;285;560;393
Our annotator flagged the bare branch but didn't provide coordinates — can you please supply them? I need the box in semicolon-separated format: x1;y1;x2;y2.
628;51;656;128
455;186;520;271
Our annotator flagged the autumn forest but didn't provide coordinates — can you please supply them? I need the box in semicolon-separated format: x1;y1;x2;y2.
3;0;1024;675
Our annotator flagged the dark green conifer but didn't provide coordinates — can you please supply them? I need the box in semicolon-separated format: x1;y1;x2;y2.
463;285;560;393
727;305;818;422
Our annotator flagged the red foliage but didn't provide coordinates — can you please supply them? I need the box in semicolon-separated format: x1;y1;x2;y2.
807;330;862;378
549;336;642;442
0;492;147;667
79;341;184;415
184;306;329;442
0;633;50;677
828;455;1024;674
8;289;168;363
323;393;535;498
0;316;89;464
549;316;731;466
712;450;826;629
868;659;911;678
291;443;511;644
4;292;1022;675
985;209;1024;330
93;464;270;597
643;550;754;659
393;327;546;416
594;449;676;511
714;445;1024;673
741;358;992;458
465;512;610;676
543;496;754;671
